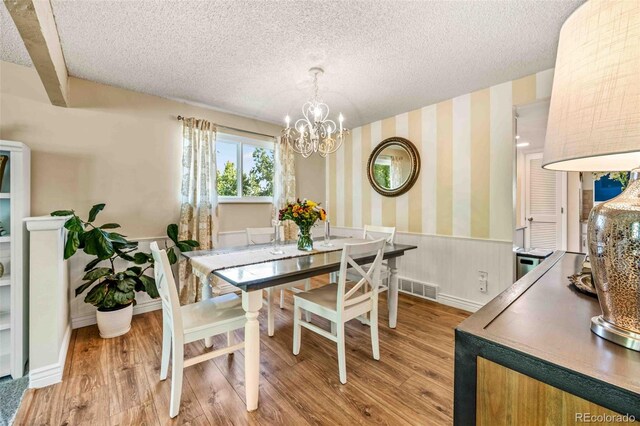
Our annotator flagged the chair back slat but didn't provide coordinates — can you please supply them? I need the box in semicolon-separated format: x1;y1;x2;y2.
363;225;396;244
343;258;372;299
150;241;184;335
246;227;285;245
343;293;372;307
337;239;385;312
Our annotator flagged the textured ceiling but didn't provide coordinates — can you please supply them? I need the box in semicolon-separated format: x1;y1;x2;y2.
1;0;584;127
0;6;32;67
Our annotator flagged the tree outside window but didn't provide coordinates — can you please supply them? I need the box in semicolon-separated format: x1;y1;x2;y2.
373;164;391;188
242;146;274;196
217;160;238;196
216;138;274;199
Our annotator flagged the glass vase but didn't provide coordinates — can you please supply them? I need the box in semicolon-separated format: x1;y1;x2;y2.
271;220;284;255
297;225;313;251
322;219;333;247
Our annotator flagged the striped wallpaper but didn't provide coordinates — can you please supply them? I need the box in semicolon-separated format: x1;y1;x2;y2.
326;68;554;242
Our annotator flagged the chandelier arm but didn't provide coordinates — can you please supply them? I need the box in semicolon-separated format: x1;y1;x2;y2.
321;129;349;155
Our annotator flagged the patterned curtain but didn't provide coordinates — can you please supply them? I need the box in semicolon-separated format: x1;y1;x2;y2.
273;136;297;240
178;117;217;304
390;155;403;188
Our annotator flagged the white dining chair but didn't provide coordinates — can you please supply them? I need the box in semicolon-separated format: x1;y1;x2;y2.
338;224;396;318
245;226;285;246
362;224;396;243
292;238;386;384
150;242;246;418
246;227;311;336
362;225;396;293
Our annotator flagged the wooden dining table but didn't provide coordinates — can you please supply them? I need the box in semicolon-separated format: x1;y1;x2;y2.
183;240;417;411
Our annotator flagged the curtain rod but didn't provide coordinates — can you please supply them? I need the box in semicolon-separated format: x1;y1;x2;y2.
177;115;276;140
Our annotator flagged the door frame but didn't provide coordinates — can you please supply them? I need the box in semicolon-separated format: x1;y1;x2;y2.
523;151;568;250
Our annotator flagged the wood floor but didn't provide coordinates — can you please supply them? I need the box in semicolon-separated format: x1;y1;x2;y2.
14;276;469;426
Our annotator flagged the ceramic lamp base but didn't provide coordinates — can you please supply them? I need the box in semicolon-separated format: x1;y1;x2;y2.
591;316;640;352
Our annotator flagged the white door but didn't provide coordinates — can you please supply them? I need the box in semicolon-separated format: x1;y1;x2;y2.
524;153;566;250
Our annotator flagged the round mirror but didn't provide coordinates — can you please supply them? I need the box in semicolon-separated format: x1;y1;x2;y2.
367;137;420;197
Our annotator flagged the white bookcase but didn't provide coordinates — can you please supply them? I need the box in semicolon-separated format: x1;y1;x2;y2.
0;141;30;378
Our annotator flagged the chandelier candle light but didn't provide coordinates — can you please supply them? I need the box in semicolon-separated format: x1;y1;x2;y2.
283;68;349;158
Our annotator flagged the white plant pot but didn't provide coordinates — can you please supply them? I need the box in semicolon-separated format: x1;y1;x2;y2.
96;303;133;338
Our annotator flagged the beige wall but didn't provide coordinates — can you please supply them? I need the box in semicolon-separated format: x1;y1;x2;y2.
296;151;325;207
0;61;324;237
567;171;581;252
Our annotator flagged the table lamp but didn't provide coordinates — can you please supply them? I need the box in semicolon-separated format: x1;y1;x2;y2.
543;0;640;350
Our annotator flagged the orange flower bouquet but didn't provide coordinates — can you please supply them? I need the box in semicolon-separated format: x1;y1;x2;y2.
278;199;327;251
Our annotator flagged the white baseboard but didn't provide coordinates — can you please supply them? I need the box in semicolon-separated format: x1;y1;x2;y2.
437;293;483;313
133;299;163;315
29;324;71;389
71;299;162;329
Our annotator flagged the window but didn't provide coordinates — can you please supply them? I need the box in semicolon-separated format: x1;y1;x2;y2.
216;133;275;202
373;156;391;188
594;172;629;202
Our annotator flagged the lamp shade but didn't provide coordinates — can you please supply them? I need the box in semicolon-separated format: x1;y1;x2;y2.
543;0;640;172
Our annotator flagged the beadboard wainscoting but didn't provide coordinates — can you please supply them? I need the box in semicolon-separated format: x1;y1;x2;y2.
332;226;514;312
69;226;507;328
69;230;328;328
322;69;553;311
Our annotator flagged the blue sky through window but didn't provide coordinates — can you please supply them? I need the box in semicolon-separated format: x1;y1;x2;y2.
216;141;237;172
216;142;272;174
243;144;257;173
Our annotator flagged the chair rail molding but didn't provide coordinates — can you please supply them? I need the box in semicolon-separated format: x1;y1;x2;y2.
332;226;513;312
69;230;326;327
69;233;241;327
24;215;71;388
69;224;496;329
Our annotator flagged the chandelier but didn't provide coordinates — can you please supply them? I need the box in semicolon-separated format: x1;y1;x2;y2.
282;67;349;158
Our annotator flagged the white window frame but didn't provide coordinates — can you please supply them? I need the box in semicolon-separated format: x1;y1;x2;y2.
216;133;275;204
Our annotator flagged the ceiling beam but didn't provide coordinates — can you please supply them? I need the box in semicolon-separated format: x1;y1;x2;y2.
5;0;69;107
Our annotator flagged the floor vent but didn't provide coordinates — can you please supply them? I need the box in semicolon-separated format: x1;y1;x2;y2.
398;277;439;301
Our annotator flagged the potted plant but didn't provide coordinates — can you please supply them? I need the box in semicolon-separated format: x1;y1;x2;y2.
51;204;199;338
278;199;327;251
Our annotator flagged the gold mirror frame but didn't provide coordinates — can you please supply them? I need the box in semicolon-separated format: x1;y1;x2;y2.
367;137;421;197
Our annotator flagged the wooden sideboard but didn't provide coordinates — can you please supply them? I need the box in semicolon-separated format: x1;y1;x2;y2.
454;251;640;425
